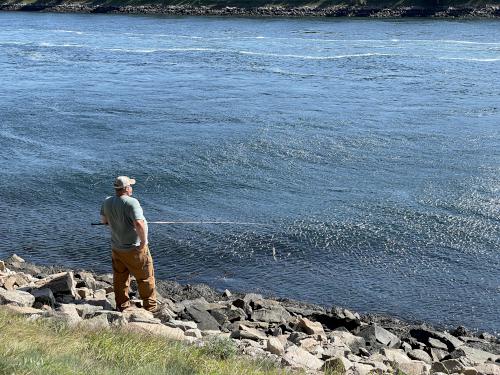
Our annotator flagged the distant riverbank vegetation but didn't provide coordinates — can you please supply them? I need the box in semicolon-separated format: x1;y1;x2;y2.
1;0;499;17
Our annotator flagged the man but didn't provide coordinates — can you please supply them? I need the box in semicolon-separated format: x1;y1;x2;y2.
100;176;157;312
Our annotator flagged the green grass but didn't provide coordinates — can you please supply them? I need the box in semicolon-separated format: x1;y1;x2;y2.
0;307;290;375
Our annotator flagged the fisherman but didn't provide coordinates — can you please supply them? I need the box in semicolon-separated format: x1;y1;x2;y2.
100;176;157;312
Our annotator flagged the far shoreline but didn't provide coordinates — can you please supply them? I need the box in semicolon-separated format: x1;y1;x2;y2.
1;2;499;18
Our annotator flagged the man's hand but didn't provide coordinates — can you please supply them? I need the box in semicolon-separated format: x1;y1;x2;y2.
100;215;109;225
134;219;147;250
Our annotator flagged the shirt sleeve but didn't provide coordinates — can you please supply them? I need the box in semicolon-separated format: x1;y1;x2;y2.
129;199;145;221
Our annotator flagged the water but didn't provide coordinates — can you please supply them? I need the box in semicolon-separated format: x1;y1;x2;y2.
0;13;499;333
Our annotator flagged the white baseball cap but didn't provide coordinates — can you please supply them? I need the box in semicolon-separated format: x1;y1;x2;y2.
113;176;136;189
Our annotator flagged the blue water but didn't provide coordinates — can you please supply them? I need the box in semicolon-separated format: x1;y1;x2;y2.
0;12;499;332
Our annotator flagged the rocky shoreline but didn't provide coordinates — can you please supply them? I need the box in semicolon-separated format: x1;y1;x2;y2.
0;2;499;18
1;254;499;374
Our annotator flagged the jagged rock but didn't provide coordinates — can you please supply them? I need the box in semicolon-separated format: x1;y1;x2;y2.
267;336;285;356
429;337;453;350
298;337;321;352
75;271;98;289
154;304;176;323
85;297;114;311
251;305;291;323
33;272;77;297
185;305;219;331
410;328;464;351
310;307;361;331
475;363;500;375
297;317;326;336
7;254;25;263
431;347;450;361
382;348;412;364
282;345;324;370
402;341;413;352
441;359;465;373
231;324;267;340
328;330;366;354
93;311;127;327
95;273;113;284
463;367;479;375
223;289;231;298
351;361;376;375
0;261;5;271
76;287;91;299
31;288;55;307
79;314;110;329
289;331;308;344
185;328;202;338
54;304;82;327
165;319;198;331
0;288;35;307
233;293;263;315
322;344;350;359
450;346;499;364
126;322;185;340
209;305;246;324
431;362;449;374
75;304;103;318
409;349;433;364
398;360;431;375
359;324;401;349
3;273;32;290
173;297;209;313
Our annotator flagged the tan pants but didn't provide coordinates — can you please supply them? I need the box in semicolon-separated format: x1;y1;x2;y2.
111;245;157;312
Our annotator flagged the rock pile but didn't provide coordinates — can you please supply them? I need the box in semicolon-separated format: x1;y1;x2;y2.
1;254;499;375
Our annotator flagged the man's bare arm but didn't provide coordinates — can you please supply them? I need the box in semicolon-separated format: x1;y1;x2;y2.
134;219;147;249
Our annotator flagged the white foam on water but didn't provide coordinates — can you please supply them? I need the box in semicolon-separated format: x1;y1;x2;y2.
438;56;500;62
52;29;84;35
39;42;86;48
238;51;395;60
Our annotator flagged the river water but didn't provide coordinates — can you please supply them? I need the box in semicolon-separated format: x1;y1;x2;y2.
0;12;499;332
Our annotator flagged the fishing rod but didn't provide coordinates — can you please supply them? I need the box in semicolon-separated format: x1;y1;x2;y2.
91;221;265;226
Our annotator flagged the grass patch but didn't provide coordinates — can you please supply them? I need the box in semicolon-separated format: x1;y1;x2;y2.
0;307;287;375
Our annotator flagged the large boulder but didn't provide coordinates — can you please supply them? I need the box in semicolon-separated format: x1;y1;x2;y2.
185;304;220;331
231;324;267;341
126;322;185;340
328;330;366;354
33;272;77;297
398;360;431;375
410;327;464;352
475;364;500;375
450;346;499;364
282;345;324;370
408;349;433;364
266;336;285;356
232;293;264;315
53;304;82;327
296;317;326;337
31;288;55;307
311;307;361;331
359;324;401;349
251;305;291;324
0;288;35;307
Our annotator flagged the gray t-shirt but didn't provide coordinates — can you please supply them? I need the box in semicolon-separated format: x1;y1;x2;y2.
100;195;148;251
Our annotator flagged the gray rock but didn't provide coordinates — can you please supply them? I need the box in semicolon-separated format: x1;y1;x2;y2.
409;349;433;364
75;271;98;290
359;324;401;349
164;319;198;331
282;345;324;370
450;346;499;364
3;304;44;317
0;260;5;271
185;328;202;338
431;348;450;362
310;307;361;331
297;317;326;336
231;324;267;341
223;289;231;298
232;293;263;315
75;303;104;318
33;272;77;297
93;311;127;326
31;288;55;307
322;344;350;359
0;288;35;307
173;297;209;313
475;363;500;375
126;322;185;340
79;314;110;329
266;336;285;356
185;305;220;331
54;304;82;327
441;359;465;373
431;362;449;374
429;338;450;350
154;305;176;323
382;348;412;364
7;254;25;263
410;328;464;352
398;360;431;375
328;330;366;354
289;331;308;344
251;305;291;324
